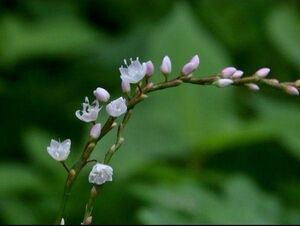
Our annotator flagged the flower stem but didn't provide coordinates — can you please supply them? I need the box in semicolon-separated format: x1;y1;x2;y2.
55;117;115;224
59;71;297;224
61;161;70;173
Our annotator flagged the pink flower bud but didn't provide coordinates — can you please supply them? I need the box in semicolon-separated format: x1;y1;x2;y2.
255;68;270;78
245;83;260;91
181;62;195;76
121;79;131;93
214;78;234;87
160;56;172;74
93;87;110;102
181;54;200;76
221;67;237;78
232;70;244;78
190;54;200;68
284;85;299;96
145;60;154;77
90;123;102;139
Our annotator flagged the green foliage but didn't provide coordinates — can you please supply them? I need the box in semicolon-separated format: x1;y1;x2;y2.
133;175;284;224
0;0;300;224
267;4;300;71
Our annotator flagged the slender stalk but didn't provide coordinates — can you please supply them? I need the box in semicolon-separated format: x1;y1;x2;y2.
58;72;298;224
55;117;115;224
61;161;70;173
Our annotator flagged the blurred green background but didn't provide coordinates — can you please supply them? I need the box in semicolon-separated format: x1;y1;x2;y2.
0;0;300;224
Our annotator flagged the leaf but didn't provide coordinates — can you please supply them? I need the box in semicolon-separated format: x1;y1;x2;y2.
0;199;39;224
0;164;44;194
133;174;283;224
267;5;300;71
138;206;196;225
0;14;98;66
251;96;300;159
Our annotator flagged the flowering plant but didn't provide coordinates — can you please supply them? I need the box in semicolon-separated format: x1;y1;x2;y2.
47;55;300;225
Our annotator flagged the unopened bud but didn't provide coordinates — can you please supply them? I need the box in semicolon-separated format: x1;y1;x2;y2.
140;94;148;99
121;79;131;93
232;70;244;78
93;87;110;103
111;122;117;128
284;85;299;96
69;169;76;178
214;78;234;87
245;83;260;91
181;54;200;76
255;68;270;78
118;137;125;145
145;61;154;77
160;56;172;74
221;67;237;78
90;123;101;139
267;79;280;86
146;82;154;89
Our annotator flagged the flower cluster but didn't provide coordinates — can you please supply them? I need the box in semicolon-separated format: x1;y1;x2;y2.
47;54;300;188
214;67;270;90
47;53;300;224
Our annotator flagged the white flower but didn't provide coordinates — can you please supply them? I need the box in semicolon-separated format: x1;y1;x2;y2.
106;97;127;117
47;139;71;161
75;97;102;122
60;218;65;225
119;58;147;84
89;163;113;185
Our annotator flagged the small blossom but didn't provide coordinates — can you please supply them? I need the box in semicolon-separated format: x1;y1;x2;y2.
214;78;234;87
120;58;147;84
47;139;71;161
221;67;237;78
255;68;270;78
75;97;101;123
61;218;65;225
121;78;131;93
181;54;200;76
232;70;244;78
89;163;113;185
160;56;172;74
245;83;260;91
284;85;299;96
93;87;110;103
145;61;154;77
106;97;127;117
90;123;101;139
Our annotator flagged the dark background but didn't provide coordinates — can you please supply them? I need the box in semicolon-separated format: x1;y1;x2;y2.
0;0;300;224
